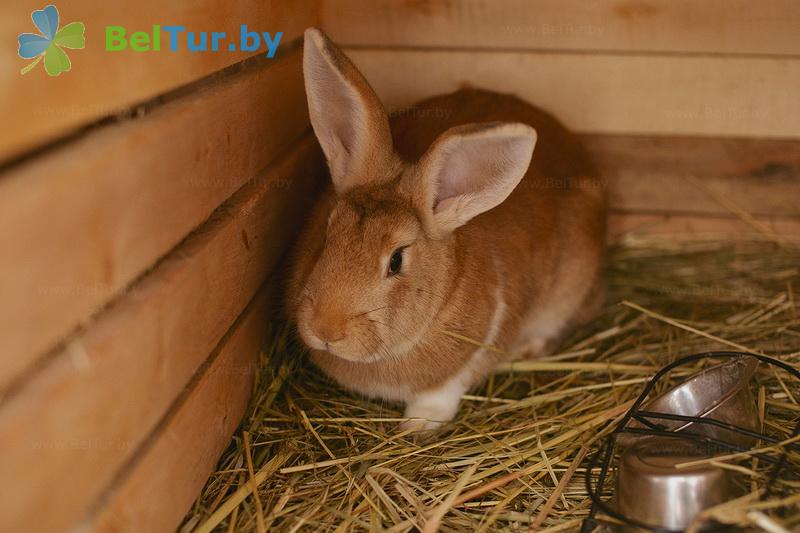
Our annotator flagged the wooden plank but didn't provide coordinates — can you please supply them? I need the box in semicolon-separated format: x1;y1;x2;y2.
83;281;273;533
0;136;325;533
0;0;319;162
608;212;800;242
346;48;800;138
0;49;307;394
322;0;800;56
583;135;800;217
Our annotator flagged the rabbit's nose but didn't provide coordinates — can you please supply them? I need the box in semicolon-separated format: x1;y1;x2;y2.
310;309;347;345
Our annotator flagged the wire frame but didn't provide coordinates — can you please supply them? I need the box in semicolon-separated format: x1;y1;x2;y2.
581;351;800;533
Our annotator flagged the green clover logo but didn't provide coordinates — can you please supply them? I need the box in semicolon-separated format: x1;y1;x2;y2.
18;5;85;76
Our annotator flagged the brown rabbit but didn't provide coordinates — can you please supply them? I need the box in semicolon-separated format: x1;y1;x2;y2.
286;28;606;432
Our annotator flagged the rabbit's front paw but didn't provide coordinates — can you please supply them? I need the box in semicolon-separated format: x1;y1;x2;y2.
400;380;465;434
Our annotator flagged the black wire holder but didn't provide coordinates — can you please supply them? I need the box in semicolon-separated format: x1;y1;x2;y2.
581;351;800;533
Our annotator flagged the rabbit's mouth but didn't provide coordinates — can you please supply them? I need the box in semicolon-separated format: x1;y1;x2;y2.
325;330;401;364
298;319;394;364
297;299;410;364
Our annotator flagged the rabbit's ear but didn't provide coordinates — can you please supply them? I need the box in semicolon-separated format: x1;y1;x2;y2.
415;122;537;235
303;28;396;193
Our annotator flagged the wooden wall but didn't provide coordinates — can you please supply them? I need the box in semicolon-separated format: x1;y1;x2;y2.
0;2;324;532
323;0;800;138
0;0;317;162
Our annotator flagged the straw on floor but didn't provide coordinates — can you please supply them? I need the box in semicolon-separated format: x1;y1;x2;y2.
180;238;800;532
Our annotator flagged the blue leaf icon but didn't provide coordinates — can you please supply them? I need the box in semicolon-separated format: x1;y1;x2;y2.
31;5;59;41
18;33;51;59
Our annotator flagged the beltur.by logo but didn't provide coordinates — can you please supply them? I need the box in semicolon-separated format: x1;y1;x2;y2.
16;6;283;77
17;5;86;76
105;25;282;58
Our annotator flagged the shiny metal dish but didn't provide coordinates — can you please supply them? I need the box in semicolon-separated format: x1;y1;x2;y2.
616;437;732;530
620;356;760;448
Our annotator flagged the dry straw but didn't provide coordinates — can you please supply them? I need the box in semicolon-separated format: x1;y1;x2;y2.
182;238;800;532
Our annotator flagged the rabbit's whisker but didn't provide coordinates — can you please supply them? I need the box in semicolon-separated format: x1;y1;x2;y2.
352;305;389;318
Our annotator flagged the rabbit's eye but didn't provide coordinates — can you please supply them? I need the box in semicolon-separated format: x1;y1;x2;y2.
387;248;404;277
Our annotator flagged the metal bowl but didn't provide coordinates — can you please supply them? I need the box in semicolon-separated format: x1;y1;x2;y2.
621;356;759;448
616;437;732;530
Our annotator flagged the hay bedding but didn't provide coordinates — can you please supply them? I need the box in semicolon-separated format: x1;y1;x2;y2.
181;238;800;532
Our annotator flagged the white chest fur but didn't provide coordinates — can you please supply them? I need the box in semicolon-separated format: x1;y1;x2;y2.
401;262;507;431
